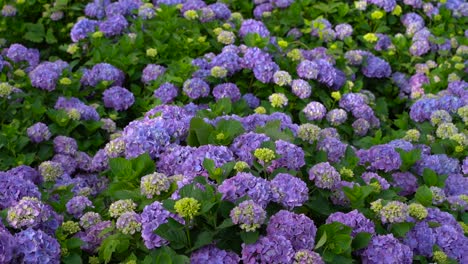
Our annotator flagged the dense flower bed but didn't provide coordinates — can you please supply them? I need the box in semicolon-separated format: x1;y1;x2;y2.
0;0;467;263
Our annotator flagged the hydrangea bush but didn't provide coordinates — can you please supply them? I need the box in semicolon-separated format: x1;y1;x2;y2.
0;0;467;263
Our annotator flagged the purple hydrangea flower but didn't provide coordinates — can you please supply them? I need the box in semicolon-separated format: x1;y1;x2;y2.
141;201;171;249
374;34;393;51
53;136;78;156
309;162;341;189
208;3;231;20
213;83;241;102
154;82;178;104
116;211;141;235
183;78;210;99
210;52;241;76
218;172;271;208
297;60;319;80
291;79;312;99
270;173;308;208
230;200;266;232
269;140;305;171
294;250;324;264
7;165;42;185
15;228;60;263
241;235;294;264
391;172;418;196
317;137;347;163
362;234;413;264
54;97;100;121
28;60;69;91
66;196;94;218
403;221;435;257
362;56;392;78
52;154;77;175
157;145;196;175
243;93;260;108
7;197;50;229
326;210;375;237
141;64;166;84
191;245;240;264
27;122;52;143
434;225;468;262
339;93;367;111
239;19;270;39
79;212;102;230
84;0;108;19
303;101;327;121
181;145;234;178
362;172;390;190
76;221;113;253
91;149;109;172
444;174;468;196
253;3;273;19
103;86;135;111
326;109;347;126
358;144;402;172
99;14;128;37
0;173;41;210
180;0;206;13
0;223;15;263
266;210;316;250
121;118;171;159
335;23;353;40
81;63;125;87
70;18;99;42
401;13;425;35
413;154;460;176
252;60;279;83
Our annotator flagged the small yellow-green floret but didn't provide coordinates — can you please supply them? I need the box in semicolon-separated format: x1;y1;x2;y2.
174;197;201;219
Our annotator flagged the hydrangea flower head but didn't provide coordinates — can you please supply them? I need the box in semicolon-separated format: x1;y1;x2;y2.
230;200;266;232
175;197;200;219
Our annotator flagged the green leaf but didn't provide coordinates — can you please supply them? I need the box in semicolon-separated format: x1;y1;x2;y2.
397;148;421;171
351;232;372;250
255;120;294;142
99;237;120;263
240;231;259;244
66;237;83;249
187;117;214;146
343;185;374;209
192;231;214;251
203;158;216;175
23;23;45;43
422;169;438;187
155;219;188;249
46;29;58;44
415;186;433;206
217;218;234;229
132;153;155;177
62;253;82;264
314;231;327;250
109;157;133;180
390;222;414;238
